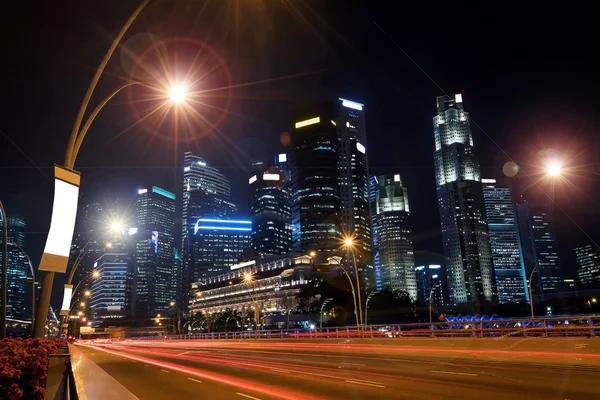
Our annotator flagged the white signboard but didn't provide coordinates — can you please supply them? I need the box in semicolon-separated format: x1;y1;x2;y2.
60;284;73;316
39;165;81;273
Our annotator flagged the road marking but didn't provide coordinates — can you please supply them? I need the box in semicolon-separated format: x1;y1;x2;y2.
161;369;170;373
270;368;291;374
430;370;477;377
144;364;150;367
340;362;366;366
236;393;261;400
188;378;203;384
345;380;385;388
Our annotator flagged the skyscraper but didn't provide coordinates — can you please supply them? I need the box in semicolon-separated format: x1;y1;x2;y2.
482;179;528;304
181;152;232;250
249;164;292;256
3;216;29;320
181;152;233;309
132;186;176;316
515;199;563;301
575;245;600;288
371;174;417;299
90;253;130;327
290;98;371;275
189;218;252;282
432;94;496;304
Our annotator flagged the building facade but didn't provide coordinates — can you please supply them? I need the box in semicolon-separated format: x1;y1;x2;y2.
515;199;563;301
482;179;528;304
415;264;447;306
249;166;292;256
181;152;234;309
132;186;176;317
91;253;130;327
290;98;372;285
432;94;496;304
575;244;600;288
371;174;417;299
189;218;252;282
189;253;339;323
3;216;30;320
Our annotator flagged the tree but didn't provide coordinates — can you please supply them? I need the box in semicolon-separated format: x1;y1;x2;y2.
367;288;416;324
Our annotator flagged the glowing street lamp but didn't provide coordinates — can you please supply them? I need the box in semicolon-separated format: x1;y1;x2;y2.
244;273;253;282
84;290;91;297
309;251;316;258
92;270;100;278
169;85;187;103
33;0;151;338
344;237;354;248
78;311;83;316
111;221;123;233
545;160;562;177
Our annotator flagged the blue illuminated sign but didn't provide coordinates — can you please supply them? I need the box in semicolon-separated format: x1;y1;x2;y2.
194;218;252;234
152;186;175;200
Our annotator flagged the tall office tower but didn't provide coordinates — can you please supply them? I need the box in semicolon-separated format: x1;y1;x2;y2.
370;173;417;299
2;215;29;319
90;253;130;327
290;98;371;262
482;179;528;304
132;186;176;316
181;152;233;308
181;152;232;250
515;199;563;301
189;218;252;282
575;245;600;288
415;264;447;306
249;166;292;256
433;94;496;304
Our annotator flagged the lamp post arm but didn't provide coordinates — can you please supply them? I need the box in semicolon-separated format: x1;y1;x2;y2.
65;0;150;168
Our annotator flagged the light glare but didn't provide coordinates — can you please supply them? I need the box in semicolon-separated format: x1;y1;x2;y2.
169;85;186;103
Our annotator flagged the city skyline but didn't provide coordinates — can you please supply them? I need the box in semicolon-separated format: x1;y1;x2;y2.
1;1;599;311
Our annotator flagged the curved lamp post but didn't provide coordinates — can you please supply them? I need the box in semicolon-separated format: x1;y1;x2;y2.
33;0;152;337
0;201;7;338
319;298;333;329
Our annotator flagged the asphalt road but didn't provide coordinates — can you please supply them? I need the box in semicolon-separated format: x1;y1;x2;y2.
77;338;600;399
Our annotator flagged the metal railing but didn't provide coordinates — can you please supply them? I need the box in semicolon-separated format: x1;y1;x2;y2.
131;314;599;340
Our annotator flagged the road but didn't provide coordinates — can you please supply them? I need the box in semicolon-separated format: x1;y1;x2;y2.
76;338;600;399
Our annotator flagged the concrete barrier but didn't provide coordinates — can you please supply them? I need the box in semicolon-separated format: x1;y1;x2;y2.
69;344;138;400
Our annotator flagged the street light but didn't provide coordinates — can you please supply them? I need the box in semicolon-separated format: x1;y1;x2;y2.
343;236;364;327
0;201;7;338
319;298;333;329
429;282;441;337
528;267;537;322
33;0;151;338
545;159;563;177
80;302;85;308
169;85;187;103
92;270;100;278
84;290;91;297
364;291;379;326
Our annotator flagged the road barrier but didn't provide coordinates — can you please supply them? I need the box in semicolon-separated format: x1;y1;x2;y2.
133;314;600;340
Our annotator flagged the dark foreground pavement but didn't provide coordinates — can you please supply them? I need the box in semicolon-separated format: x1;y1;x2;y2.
77;338;600;399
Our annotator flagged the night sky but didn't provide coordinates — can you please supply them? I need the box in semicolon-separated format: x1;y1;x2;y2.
1;1;599;308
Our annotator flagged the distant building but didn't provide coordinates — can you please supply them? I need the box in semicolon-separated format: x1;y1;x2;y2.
415;264;447;306
132;186;176;317
290;98;372;286
516;199;563;301
432;94;496;304
370;173;417;299
482;179;528;304
575;244;600;288
249;167;292;256
181;153;234;310
189;218;252;282
189;253;340;327
3;216;29;320
91;253;130;327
